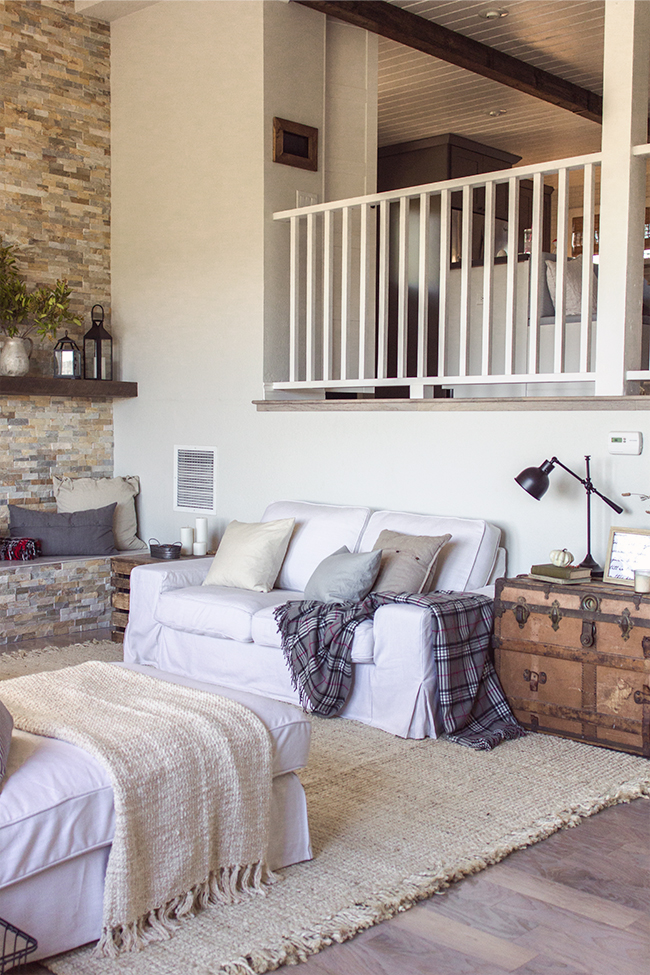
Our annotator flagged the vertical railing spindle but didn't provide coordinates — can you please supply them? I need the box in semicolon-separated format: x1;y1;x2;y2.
377;201;390;379
305;212;316;382
397;196;409;378
459;184;473;376
322;210;334;381
482;180;495;375
289;214;300;382
527;172;544;375
580;163;596;373
417;192;429;377
438;188;450;378
554;167;569;373
340;206;351;381
504;176;519;375
359;203;370;379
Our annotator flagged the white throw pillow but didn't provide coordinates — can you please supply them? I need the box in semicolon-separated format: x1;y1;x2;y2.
545;256;597;317
53;475;144;551
202;518;295;592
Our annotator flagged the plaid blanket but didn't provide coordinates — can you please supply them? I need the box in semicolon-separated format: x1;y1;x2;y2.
274;591;525;750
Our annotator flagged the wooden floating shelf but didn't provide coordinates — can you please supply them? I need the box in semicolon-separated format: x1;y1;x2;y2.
0;376;137;397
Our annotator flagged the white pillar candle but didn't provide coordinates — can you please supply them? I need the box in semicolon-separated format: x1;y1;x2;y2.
193;541;207;557
634;569;650;593
180;527;194;556
195;517;208;544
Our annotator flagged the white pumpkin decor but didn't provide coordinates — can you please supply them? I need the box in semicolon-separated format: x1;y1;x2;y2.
550;548;574;567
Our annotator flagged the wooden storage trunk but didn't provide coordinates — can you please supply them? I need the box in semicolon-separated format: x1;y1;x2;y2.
493;576;650;756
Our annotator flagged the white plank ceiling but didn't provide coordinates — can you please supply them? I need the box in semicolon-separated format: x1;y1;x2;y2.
379;0;607;165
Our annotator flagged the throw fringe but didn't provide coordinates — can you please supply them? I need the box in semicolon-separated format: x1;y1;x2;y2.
216;782;650;975
95;861;275;957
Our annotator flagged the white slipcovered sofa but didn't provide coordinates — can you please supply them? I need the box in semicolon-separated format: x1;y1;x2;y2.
124;501;505;739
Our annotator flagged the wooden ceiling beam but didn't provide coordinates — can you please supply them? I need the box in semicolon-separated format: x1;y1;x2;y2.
295;0;602;124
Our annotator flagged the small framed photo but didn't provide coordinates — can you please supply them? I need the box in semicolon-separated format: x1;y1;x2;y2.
604;526;650;585
273;117;318;172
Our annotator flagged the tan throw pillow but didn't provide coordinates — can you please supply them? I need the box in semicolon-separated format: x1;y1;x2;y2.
203;517;295;592
545;256;597;317
372;530;451;594
53;475;143;551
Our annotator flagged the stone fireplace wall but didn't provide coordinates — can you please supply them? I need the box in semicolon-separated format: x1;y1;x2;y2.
1;0;111;374
0;3;115;642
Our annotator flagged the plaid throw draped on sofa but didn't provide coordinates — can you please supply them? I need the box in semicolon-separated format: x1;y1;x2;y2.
274;591;525;750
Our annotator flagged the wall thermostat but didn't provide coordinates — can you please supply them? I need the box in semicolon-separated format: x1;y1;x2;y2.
608;431;643;455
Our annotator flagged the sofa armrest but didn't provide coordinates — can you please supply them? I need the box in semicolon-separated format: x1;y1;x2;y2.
123;558;213;665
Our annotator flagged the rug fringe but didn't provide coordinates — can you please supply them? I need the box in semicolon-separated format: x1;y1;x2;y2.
95;861;274;957
216;782;650;975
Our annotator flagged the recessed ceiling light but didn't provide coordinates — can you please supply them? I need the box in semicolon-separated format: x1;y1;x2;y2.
487;109;508;117
479;8;509;19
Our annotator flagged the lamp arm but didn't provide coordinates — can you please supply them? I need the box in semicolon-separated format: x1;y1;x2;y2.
549;456;624;514
590;486;624;515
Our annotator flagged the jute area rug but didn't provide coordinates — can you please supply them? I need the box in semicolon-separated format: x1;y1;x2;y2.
3;641;650;975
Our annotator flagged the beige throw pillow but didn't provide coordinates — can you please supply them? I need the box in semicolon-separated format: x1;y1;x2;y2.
372;530;451;594
53;475;143;551
202;517;295;592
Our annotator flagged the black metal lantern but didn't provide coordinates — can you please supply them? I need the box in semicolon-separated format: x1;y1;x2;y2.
83;304;112;380
53;332;82;379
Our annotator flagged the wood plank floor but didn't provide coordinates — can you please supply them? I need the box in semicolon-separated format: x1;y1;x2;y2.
9;632;649;975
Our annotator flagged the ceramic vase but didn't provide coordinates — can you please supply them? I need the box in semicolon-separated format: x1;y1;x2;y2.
0;336;33;377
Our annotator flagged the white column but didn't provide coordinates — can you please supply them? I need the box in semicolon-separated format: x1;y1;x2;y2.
595;0;650;395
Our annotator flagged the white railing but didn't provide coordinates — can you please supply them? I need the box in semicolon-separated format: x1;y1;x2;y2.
270;149;650;398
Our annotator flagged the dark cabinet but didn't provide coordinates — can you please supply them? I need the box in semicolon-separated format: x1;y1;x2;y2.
378;133;553;259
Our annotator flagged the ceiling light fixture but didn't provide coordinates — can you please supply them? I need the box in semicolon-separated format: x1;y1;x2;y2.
487;109;507;117
479;8;509;19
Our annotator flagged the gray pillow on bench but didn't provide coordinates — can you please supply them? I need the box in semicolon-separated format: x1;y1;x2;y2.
8;503;118;556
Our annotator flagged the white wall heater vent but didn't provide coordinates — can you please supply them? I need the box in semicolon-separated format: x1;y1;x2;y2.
173;446;217;513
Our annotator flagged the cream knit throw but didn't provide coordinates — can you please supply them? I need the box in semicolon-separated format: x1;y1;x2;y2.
0;661;273;956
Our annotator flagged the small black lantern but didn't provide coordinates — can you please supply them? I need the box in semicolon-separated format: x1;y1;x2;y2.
53;332;82;379
83;304;112;380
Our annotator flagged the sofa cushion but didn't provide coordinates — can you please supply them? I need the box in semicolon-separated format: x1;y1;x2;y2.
155;586;302;642
261;501;371;592
358;510;500;592
251;604;375;664
372;530;451;594
203;518;295;592
304;547;382;602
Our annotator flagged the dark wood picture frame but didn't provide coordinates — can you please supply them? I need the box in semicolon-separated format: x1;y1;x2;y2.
273;117;318;172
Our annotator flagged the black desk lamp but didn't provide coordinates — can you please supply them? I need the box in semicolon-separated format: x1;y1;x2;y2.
515;455;624;577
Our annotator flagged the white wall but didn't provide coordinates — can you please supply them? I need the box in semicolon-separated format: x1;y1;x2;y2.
111;0;650;574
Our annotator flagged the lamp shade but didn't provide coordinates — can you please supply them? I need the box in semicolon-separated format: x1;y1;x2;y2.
515;460;555;500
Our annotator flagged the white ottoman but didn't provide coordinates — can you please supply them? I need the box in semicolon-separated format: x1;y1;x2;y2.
0;663;312;962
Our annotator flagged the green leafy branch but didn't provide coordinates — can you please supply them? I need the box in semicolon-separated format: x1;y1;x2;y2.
0;243;82;339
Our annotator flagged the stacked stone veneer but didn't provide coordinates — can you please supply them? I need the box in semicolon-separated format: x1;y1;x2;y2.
0;557;112;645
1;0;111;374
1;393;114;642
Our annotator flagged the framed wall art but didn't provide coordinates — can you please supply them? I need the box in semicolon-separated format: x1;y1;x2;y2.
603;526;650;585
273;117;318;172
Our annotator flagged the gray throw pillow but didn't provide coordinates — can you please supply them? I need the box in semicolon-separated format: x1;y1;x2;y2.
0;699;13;785
304;546;382;603
372;530;451;594
9;503;118;557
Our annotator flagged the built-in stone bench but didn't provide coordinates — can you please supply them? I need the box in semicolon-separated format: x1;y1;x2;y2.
0;551;145;646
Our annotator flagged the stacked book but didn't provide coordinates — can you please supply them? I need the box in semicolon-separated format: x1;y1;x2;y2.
529;563;592;584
